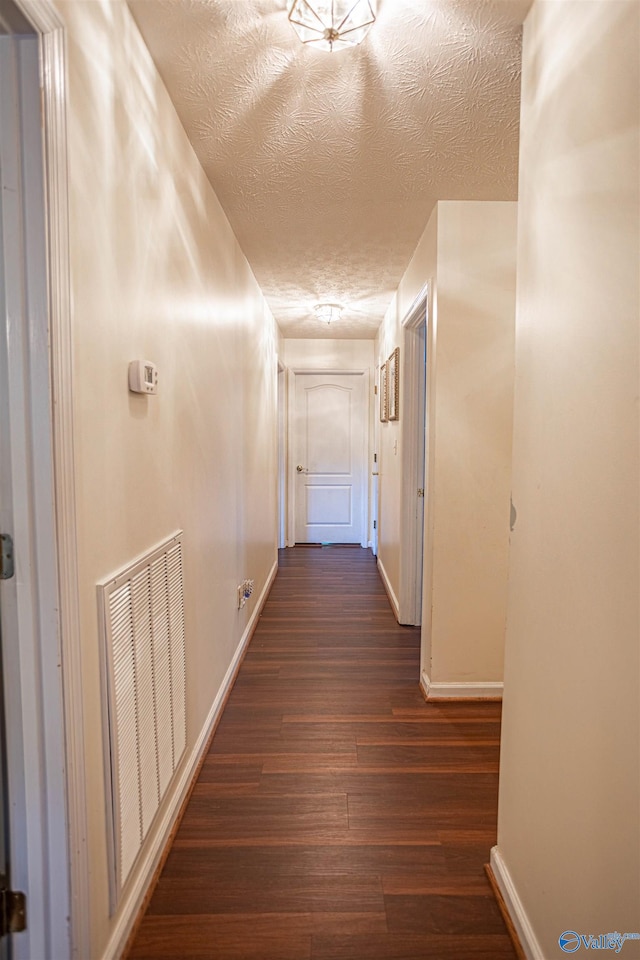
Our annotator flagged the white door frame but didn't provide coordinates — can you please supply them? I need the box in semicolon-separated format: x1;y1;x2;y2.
3;3;89;957
277;362;287;549
398;284;432;626
286;368;370;548
369;366;379;555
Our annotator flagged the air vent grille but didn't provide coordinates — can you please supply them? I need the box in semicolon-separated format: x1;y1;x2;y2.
99;532;186;900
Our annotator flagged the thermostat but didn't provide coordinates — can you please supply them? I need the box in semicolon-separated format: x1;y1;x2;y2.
129;360;158;395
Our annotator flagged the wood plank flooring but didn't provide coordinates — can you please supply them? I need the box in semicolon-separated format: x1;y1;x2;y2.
127;546;516;960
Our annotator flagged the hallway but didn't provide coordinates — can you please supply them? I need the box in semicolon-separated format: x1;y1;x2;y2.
127;547;516;960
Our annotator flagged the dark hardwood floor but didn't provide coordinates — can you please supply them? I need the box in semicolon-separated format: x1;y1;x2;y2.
127;546;516;960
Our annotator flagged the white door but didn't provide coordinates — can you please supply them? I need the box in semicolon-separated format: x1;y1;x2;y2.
293;373;367;545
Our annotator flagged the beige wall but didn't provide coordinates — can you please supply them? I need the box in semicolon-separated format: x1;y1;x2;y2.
376;208;438;607
496;2;640;957
430;201;517;684
58;2;278;955
283;338;374;371
376;201;517;685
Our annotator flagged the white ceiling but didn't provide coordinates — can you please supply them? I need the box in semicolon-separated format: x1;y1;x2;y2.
128;0;529;339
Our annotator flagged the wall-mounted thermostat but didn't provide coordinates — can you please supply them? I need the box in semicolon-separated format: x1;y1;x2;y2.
128;360;158;395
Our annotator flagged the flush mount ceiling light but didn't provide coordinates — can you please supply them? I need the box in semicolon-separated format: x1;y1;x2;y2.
314;303;343;324
288;1;376;53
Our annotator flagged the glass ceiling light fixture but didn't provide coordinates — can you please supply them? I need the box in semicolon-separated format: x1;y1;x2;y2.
314;303;343;325
288;1;376;53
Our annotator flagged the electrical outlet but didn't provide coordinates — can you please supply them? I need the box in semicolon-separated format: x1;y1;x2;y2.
237;579;255;610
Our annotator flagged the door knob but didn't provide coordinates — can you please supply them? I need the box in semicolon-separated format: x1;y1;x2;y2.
296;465;304;473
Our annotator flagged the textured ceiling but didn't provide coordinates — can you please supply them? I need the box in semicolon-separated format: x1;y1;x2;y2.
128;0;529;338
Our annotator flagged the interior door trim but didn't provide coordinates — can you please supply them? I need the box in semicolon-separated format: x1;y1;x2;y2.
399;282;433;627
11;3;90;957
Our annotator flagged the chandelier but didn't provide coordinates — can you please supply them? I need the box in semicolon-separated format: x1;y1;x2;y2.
314;303;343;324
288;1;376;53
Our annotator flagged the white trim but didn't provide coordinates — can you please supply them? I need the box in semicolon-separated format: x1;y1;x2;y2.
359;370;370;548
398;284;430;625
277;366;287;550
101;557;278;960
12;3;91;957
369;475;378;557
489;847;544;960
402;283;431;330
421;672;503;700
289;367;368;376
377;557;400;621
0;36;53;959
286;368;296;546
1;9;84;957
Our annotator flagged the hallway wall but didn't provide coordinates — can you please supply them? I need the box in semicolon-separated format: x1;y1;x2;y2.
56;2;279;956
429;202;517;688
375;209;438;609
283;338;374;371
495;1;640;956
376;201;517;688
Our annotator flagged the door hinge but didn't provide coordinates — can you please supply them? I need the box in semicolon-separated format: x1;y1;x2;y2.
374;385;378;395
0;888;27;936
373;453;377;463
373;520;377;530
417;488;424;498
0;535;14;580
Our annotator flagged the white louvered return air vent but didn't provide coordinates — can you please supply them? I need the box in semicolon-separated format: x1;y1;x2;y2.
98;532;186;905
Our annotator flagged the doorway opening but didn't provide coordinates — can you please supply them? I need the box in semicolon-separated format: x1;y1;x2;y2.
287;370;369;548
0;2;87;957
277;362;287;549
398;284;431;627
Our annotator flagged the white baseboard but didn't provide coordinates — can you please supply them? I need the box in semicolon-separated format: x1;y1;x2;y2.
490;846;543;960
102;557;278;960
377;557;400;621
421;671;503;700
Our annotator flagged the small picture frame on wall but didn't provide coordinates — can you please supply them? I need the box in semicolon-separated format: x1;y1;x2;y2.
388;347;400;421
379;361;388;422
